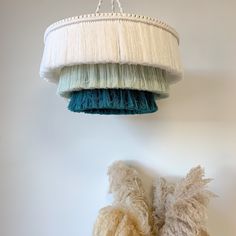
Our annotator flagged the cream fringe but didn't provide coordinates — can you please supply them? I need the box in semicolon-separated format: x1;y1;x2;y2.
93;161;154;236
57;64;169;98
40;16;182;83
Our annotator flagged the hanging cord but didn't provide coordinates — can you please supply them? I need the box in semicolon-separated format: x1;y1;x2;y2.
111;0;115;13
116;0;124;13
96;0;103;13
96;0;124;14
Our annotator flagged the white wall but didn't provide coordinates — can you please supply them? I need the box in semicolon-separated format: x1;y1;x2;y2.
1;0;236;235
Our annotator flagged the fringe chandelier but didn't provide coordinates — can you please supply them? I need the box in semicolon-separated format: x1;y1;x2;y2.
40;0;183;115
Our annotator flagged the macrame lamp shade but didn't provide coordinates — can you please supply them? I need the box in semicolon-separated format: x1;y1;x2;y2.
40;0;183;115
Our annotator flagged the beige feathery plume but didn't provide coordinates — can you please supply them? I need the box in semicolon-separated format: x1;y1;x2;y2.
153;166;215;236
93;161;154;236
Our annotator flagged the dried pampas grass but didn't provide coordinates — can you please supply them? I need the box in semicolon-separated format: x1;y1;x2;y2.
93;161;154;236
93;163;214;236
153;166;215;236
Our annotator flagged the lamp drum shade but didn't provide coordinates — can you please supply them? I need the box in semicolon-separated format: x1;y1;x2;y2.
39;0;183;115
40;13;182;84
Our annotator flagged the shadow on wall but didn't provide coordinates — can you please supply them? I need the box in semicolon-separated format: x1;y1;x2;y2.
120;70;236;122
112;70;236;145
208;166;236;236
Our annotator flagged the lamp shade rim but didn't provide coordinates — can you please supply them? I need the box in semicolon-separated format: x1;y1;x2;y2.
44;12;179;44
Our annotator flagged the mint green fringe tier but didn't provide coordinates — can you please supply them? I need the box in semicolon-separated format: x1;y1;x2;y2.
68;89;158;115
57;64;169;99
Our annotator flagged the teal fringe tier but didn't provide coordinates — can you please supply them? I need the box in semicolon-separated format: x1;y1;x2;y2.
68;89;158;115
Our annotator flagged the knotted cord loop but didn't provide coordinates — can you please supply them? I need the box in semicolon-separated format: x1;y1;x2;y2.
96;0;124;14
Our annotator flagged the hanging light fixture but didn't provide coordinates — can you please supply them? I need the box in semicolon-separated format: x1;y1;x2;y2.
40;0;183;115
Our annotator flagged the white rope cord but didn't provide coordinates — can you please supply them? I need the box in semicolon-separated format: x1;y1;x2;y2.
115;0;124;13
96;0;103;13
96;0;124;13
111;0;115;13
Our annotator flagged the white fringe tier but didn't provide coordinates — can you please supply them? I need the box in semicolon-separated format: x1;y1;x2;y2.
40;13;183;83
57;64;169;99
